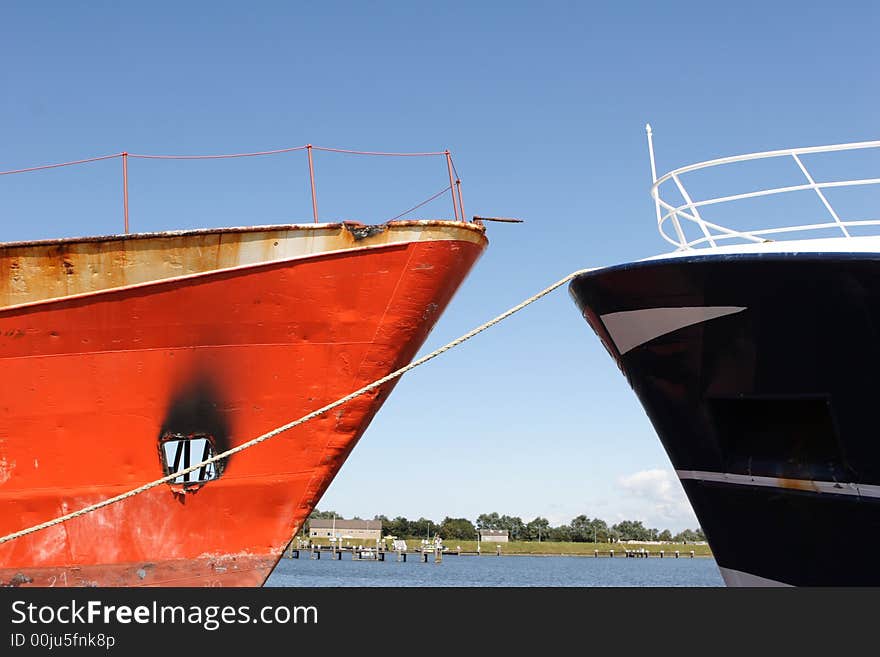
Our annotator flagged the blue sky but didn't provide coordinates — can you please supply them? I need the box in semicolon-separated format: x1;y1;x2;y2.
2;1;878;531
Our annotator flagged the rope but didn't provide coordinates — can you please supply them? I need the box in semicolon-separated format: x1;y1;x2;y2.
386;185;451;222
310;146;447;157
0;267;597;546
0;153;122;176
129;146;448;160
0;145;450;173
128;146;308;160
449;156;461;182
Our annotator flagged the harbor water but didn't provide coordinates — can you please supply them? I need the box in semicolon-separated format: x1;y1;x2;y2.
266;553;724;587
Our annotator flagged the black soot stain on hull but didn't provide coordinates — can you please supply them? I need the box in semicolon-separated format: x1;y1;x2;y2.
159;374;232;472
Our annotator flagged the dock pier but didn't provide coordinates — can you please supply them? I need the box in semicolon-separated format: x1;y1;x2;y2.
287;544;463;562
285;542;699;561
590;548;695;558
353;548;384;561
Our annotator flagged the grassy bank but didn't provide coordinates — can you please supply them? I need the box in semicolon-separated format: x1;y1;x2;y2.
443;540;712;557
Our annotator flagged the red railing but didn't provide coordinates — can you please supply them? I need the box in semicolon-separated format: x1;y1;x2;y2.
0;145;470;233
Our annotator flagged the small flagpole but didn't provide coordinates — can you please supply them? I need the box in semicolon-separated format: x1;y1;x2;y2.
646;123;663;224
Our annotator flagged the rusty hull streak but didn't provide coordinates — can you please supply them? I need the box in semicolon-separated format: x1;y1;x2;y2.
0;220;487;309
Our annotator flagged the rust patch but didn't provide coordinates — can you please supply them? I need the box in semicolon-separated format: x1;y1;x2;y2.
0;456;14;484
778;477;818;492
2;573;33;587
344;222;387;240
0;221;486;310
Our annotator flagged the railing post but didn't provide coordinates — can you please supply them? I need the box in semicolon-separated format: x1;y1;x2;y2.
455;178;465;223
791;152;851;238
645;124;670;242
307;144;318;223
672;173;715;248
445;150;460;221
122;152;129;234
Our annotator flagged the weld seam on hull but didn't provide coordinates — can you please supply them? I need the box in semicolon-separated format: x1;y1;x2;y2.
291;243;418;524
0;341;378;363
0;470;322;497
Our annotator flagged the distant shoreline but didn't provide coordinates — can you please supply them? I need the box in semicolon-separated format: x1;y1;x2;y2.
465;552;713;559
299;538;713;558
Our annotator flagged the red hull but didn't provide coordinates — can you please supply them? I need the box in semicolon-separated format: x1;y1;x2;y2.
0;224;486;586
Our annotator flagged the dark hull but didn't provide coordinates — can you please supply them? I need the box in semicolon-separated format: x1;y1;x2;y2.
570;253;880;586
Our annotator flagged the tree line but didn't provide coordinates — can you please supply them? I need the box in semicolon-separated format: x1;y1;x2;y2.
308;510;705;543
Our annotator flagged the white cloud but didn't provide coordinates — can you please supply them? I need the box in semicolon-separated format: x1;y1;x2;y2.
619;468;675;499
617;468;698;530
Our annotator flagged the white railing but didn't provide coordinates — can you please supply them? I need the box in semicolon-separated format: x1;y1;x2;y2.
646;125;880;250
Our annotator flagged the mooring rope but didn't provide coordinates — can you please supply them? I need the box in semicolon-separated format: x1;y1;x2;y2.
386;185;452;222
0;267;597;545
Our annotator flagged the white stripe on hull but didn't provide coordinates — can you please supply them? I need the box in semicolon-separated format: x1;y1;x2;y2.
600;306;746;355
718;566;790;587
676;469;880;499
